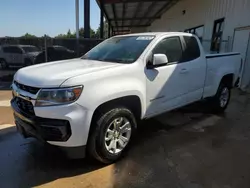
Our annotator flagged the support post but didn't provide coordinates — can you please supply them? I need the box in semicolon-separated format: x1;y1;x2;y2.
84;0;90;38
75;0;79;56
44;34;48;62
108;22;111;38
100;0;104;39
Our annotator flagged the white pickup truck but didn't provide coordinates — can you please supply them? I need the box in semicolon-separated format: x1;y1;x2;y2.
11;32;241;163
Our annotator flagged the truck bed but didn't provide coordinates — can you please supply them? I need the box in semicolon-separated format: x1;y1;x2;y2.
203;52;242;98
205;52;240;59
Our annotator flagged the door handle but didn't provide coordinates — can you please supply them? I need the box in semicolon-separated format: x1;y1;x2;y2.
180;68;188;74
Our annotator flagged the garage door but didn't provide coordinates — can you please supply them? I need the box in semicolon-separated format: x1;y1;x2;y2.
232;28;250;89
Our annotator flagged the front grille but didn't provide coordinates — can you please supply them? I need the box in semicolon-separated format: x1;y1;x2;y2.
15;97;35;115
14;81;40;95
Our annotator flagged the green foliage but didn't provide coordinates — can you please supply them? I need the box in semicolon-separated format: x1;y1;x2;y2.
56;28;97;38
21;33;37;38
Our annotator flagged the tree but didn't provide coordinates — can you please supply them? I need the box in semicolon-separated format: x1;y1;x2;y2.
55;28;96;38
79;27;96;38
21;33;37;38
95;21;109;39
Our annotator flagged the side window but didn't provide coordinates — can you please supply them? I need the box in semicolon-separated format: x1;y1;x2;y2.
182;36;200;62
12;47;23;54
153;37;183;63
2;47;22;54
2;47;11;53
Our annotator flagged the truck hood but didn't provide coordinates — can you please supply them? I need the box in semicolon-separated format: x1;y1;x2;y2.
14;58;122;87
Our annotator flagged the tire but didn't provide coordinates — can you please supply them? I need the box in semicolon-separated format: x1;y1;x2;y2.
210;82;231;113
0;59;8;69
88;107;137;164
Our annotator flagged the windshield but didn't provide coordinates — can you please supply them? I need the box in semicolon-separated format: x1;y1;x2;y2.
22;46;39;53
82;35;155;63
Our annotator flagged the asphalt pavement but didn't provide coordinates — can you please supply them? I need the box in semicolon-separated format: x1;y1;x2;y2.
1;90;250;188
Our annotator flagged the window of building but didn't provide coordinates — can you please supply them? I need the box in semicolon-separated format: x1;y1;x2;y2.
210;18;225;53
182;36;201;62
153;37;183;63
184;25;204;41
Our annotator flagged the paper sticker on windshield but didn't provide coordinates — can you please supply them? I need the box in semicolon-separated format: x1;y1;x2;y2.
136;36;154;40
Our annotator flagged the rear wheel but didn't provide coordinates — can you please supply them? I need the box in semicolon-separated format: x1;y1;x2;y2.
210;82;231;113
88;107;137;164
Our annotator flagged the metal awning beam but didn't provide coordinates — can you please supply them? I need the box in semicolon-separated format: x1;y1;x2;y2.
139;1;158;25
121;1;127;28
103;0;168;4
131;1;143;26
113;29;131;32
146;0;178;25
110;16;160;21
115;25;150;28
112;4;118;29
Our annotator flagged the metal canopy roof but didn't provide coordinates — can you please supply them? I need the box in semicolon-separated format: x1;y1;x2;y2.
96;0;180;33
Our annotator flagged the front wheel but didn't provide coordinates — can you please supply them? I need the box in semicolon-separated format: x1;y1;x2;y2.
88;107;137;164
211;83;231;113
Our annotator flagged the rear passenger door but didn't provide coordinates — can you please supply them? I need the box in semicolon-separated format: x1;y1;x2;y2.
180;36;206;103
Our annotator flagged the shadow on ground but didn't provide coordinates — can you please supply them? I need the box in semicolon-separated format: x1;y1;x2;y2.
0;102;218;188
1;91;250;188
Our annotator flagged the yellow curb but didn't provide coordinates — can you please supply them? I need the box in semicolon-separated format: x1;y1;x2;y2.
0;100;11;107
0;124;15;130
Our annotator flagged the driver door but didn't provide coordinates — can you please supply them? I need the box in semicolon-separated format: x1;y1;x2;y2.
145;36;190;117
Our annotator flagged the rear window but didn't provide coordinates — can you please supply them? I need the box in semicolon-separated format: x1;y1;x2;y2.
182;36;200;62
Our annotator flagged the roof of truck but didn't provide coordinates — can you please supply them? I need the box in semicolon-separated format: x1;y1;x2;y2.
116;32;193;37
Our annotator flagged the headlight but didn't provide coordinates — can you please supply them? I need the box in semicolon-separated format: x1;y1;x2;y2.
36;86;83;106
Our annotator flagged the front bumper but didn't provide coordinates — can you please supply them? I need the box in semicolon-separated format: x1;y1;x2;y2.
11;98;90;158
11;96;93;148
11;98;71;142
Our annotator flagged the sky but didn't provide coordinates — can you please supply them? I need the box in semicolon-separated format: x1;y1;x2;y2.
0;0;100;37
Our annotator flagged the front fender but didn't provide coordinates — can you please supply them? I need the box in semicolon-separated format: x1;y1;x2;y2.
79;78;146;118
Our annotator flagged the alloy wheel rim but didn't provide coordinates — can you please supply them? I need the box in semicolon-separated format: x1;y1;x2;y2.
104;117;132;154
220;87;229;108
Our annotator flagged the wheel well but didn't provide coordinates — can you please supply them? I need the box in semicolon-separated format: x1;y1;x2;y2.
92;96;142;122
221;74;234;88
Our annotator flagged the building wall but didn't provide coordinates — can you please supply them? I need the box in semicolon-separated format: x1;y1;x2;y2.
147;0;250;51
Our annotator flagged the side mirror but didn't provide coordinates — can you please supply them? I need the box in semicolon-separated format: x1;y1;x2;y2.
153;54;168;66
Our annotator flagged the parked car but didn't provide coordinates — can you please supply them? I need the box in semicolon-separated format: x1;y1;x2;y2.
11;32;241;163
34;45;76;64
0;45;40;69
